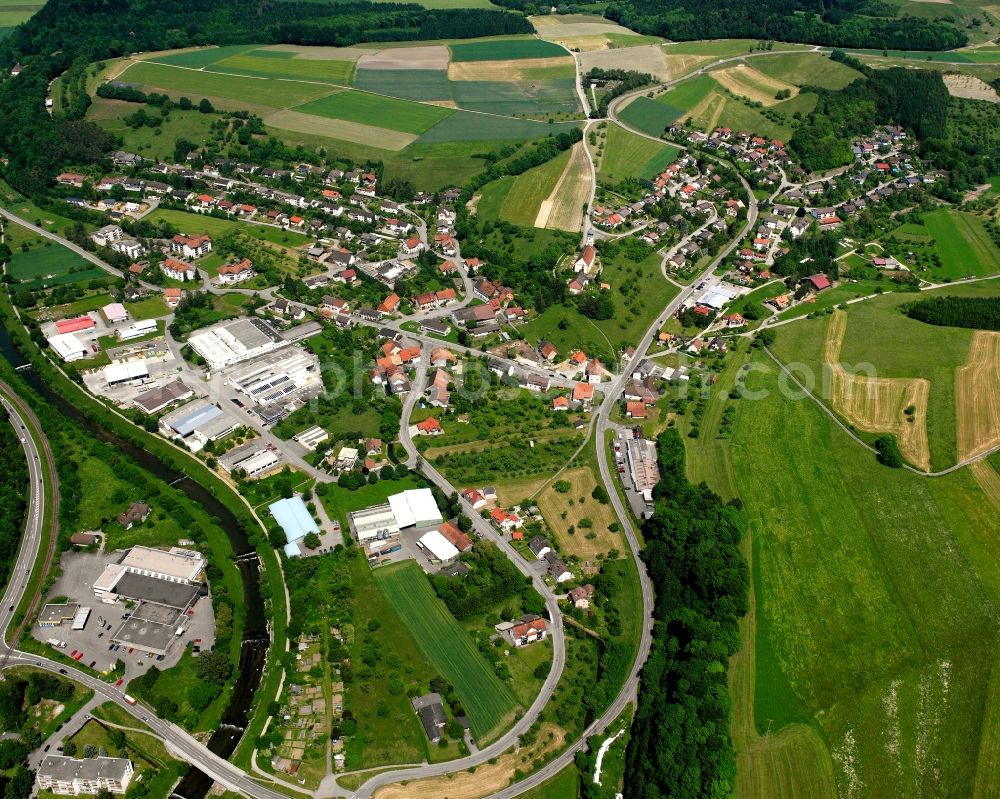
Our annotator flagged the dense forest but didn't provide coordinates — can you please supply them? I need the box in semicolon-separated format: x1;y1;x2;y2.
0;411;28;598
625;429;749;799
602;0;966;50
902;295;1000;330
0;0;530;194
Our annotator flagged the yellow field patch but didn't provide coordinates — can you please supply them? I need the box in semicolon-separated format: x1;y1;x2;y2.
535;141;591;232
580;45;671;80
971;460;1000;514
689;90;727;132
373;724;566;799
263;110;417;151
447;56;573;82
943;73;1000;102
535;466;621;561
663;53;714;79
825;311;931;471
955;331;1000;461
712;63;799;106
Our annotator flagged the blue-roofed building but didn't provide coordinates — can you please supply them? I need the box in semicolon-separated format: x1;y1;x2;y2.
269;497;319;551
159;399;236;452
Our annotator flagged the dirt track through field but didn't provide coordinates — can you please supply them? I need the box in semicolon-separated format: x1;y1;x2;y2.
535;142;590;231
372;724;566;799
825;311;931;471
955;331;1000;461
712;64;798;106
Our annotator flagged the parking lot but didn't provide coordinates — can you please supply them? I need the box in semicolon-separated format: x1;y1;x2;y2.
32;550;215;680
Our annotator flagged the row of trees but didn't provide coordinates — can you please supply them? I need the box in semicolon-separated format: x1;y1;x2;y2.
428;542;532;620
625;429;749;798
902;296;1000;330
0;409;28;595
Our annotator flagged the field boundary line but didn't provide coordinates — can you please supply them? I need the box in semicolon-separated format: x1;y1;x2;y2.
763;345;1000;476
129;57;589;124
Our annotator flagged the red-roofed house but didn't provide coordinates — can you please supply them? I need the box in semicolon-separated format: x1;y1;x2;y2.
217;258;254;285
378;293;401;315
574;245;597;273
163;288;182;308
626;401;647;419
415;417;442;436
805;274;831;292
498;616;547;647
573;382;594;404
552;396;569;411
170;234;212;259
402;235;423;255
439;521;472;553
462;488;486;509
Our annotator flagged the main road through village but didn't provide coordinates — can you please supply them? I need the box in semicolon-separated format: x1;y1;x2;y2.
0;44;762;799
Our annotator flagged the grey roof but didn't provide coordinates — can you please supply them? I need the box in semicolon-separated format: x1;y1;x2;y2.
38;755;132;782
112;572;200;609
132;380;192;414
161;399;221;437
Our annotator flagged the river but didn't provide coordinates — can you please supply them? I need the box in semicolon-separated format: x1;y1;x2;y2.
0;322;268;799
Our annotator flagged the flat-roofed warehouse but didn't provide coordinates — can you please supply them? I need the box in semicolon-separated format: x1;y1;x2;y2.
132;380;194;414
351;504;400;543
626;438;660;501
227;347;321;406
187;317;285;371
39;603;79;628
388;488;443;528
218;438;281;477
159;399;237;450
103;361;148;387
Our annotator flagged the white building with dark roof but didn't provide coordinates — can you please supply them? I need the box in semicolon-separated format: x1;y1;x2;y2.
36;755;134;795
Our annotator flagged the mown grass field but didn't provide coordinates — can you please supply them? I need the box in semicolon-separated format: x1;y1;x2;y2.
120;59;333;108
212;52;356;84
752;52;863;90
728;348;1000;799
598;123;682;184
294;90;452;134
373;561;520;740
496;147;571;226
7;242;88;280
143;208;311;246
449;38;566;61
922;209;1000;278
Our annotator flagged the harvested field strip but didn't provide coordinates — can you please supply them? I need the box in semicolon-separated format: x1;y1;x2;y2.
450;38;567;62
955;331;1000;461
260;45;370;61
356;45;449;71
825;310;931;471
711;63;798;106
373;561;519;740
263;110;418;151
372;723;566;799
579;45;671;81
293;91;452;134
538;141;591;232
500;148;571;226
944;73;1000;101
971;460;1000;513
448;56;574;81
417;112;579;142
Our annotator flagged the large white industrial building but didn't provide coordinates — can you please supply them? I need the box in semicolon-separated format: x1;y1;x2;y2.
187;317;285;371
351;488;443;543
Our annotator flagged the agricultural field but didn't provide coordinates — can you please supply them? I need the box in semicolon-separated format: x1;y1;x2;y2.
955;331;1000;462
6;239;105;292
536;141;592;232
373;561;520;741
597;123;682;184
480;147;572;227
580;44;672;80
725;347;1000;799
752;52;863;90
887;209;1000;281
0;0;43;34
531;12;660;51
825;310;931;470
92;41;582;189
